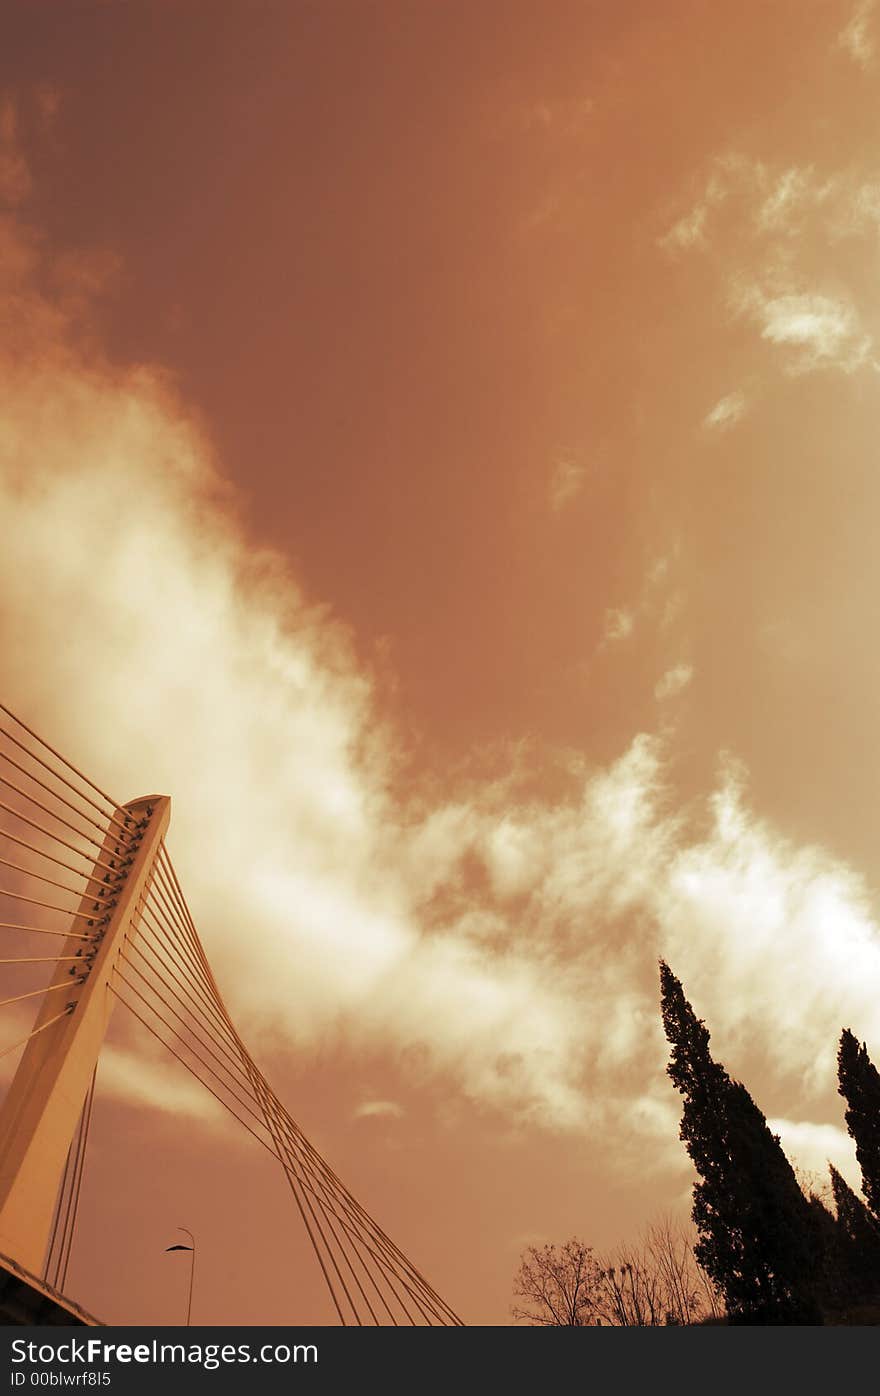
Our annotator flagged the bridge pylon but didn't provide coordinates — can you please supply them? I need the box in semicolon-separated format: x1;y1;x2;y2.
0;795;170;1275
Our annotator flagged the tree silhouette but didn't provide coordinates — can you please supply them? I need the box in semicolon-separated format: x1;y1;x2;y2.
512;1221;721;1327
659;960;821;1323
837;1029;880;1220
596;1218;721;1325
829;1164;880;1300
511;1239;601;1326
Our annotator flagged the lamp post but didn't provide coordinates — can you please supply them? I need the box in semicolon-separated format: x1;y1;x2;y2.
165;1226;196;1326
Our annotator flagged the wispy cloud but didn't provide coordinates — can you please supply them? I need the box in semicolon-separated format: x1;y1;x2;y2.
1;165;878;1152
703;390;747;433
661;203;709;253
754;166;823;234
663;154;880;378
353;1100;405;1121
603;607;634;643
744;289;871;374
667;155;880;251
600;549;686;660
656;757;880;1091
837;0;877;69
659;174;726;253
100;1044;228;1125
654;663;693;702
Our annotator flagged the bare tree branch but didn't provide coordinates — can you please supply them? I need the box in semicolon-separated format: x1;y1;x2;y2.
513;1218;725;1328
511;1239;602;1326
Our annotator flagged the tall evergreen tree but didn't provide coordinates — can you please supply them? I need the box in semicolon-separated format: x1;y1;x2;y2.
837;1029;880;1220
659;961;821;1323
801;1190;843;1315
829;1164;880;1300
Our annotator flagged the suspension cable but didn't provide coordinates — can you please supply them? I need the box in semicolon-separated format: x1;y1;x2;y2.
0;827;113;887
0;746;132;848
0;702;121;814
0;979;83;1009
0;1004;73;1060
0;924;95;941
0;724;132;837
0;701;462;1326
58;1064;98;1291
124;874;455;1323
149;853;453;1319
44;1119;76;1288
0;774;110;855
0;801;126;876
0;956;82;964
126;916;435;1320
0;855;104;901
0;888;105;922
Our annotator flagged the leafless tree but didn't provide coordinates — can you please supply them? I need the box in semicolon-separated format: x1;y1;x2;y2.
595;1252;663;1326
597;1216;723;1325
512;1219;724;1327
511;1238;602;1326
646;1215;723;1323
792;1159;834;1210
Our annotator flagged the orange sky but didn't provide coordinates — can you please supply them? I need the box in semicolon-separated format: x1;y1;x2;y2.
2;0;880;1324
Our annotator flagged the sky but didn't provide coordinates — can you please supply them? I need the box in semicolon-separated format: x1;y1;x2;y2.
1;0;880;1325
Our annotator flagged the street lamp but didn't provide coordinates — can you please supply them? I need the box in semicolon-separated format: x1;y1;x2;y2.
165;1226;196;1326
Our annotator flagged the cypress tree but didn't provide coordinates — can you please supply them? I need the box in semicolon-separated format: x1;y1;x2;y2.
837;1029;880;1220
829;1164;880;1299
801;1190;843;1314
659;961;821;1323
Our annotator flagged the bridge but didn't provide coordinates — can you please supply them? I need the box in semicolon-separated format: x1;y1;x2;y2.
0;701;462;1326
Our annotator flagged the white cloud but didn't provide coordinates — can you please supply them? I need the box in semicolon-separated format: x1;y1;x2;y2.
760;292;858;350
600;552;684;651
659;174;727;253
656;760;880;1091
663;154;880;381
768;1118;861;1193
353;1099;404;1121
832;179;880;238
2;192;879;1155
654;663;693;701
99;1043;228;1125
661;203;709;252
603;607;634;643
665;149;880;278
743;289;871;374
703;391;747;433
0;209;599;1131
749;164;847;239
755;167;816;234
837;0;877;69
409;743;880;1121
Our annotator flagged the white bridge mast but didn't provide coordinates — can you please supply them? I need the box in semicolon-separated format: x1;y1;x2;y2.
0;795;170;1275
